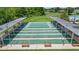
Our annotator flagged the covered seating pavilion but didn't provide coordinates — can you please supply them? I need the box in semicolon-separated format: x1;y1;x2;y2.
0;17;26;47
51;17;79;46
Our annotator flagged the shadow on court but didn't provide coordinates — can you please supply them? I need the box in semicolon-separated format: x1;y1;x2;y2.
52;21;78;44
4;23;27;45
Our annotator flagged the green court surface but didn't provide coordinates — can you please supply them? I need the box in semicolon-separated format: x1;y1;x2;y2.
17;28;60;31
4;22;78;45
4;39;78;44
27;22;49;28
5;35;71;38
10;32;63;34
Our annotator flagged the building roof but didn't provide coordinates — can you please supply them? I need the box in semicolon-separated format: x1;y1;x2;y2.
51;17;79;36
0;17;26;33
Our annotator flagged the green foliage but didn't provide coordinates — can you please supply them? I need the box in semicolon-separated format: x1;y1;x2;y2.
60;12;69;21
0;7;45;25
26;7;45;17
53;7;61;12
64;7;74;15
46;7;62;13
46;12;61;17
60;7;74;21
15;7;27;17
23;16;51;23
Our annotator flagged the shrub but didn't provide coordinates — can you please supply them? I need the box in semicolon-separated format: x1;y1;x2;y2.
60;12;69;21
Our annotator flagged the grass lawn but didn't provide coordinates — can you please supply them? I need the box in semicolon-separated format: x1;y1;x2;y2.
23;15;52;22
46;12;61;17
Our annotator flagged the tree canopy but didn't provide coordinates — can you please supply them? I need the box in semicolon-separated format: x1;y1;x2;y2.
0;7;45;25
64;7;74;15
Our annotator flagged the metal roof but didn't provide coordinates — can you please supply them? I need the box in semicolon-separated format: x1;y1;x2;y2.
0;17;26;33
50;17;79;36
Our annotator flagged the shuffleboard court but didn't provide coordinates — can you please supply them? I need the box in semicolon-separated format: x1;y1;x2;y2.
5;35;71;38
10;32;62;34
4;22;78;45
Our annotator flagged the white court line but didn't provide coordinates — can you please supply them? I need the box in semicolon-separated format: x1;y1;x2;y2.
22;28;60;29
15;30;60;32
17;28;59;29
16;28;59;30
11;33;63;35
4;38;72;40
21;29;58;31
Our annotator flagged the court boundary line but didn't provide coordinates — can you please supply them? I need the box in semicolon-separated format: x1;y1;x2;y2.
17;28;60;29
14;30;60;32
4;38;72;40
10;33;65;35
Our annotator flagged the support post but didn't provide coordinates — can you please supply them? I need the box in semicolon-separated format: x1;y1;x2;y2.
71;33;74;45
0;37;2;47
1;37;4;47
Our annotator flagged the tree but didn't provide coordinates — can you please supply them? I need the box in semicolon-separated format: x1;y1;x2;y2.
15;7;27;17
60;12;69;21
0;7;45;25
26;7;45;16
64;7;74;15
